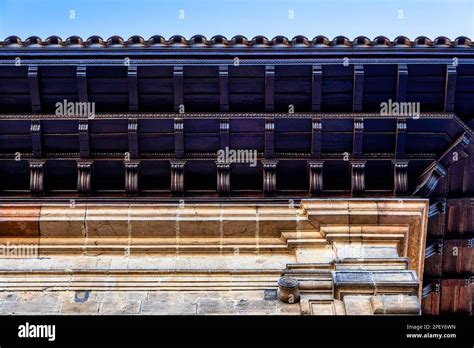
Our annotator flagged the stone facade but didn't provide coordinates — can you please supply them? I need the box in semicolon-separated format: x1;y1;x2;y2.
0;199;427;315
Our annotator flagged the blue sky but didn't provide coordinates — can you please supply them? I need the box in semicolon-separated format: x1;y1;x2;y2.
1;0;474;40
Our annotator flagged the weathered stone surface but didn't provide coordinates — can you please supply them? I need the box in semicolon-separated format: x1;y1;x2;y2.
333;270;419;299
370;295;421;314
99;300;142;314
196;298;235;314
0;206;41;237
310;301;337;315
1;291;62;314
0;290;301;315
61;301;101;314
0;199;428;315
140;300;198;315
343;295;373;315
39;206;86;237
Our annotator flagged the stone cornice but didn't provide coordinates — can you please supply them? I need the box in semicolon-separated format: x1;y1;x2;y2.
0;199;428;290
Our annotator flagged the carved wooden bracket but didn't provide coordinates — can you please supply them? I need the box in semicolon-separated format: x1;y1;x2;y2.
29;160;45;196
262;159;278;195
413;162;447;197
425;240;444;258
216;162;230;195
125;160;140;195
308;161;324;195
350;160;366;195
170;160;186;195
428;199;446;218
422;281;441;298
77;160;93;195
393;160;409;195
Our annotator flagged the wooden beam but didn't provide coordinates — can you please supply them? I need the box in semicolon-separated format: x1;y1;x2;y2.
353;118;364;159
352;65;364;112
444;65;457;112
395;119;407;159
78;120;90;158
128;119;138;159
27;65;41;113
219;65;229;112
76;66;88;103
219;118;230;150
396;64;408;102
442;240;473;274
173;66;184;112
265;118;274;158
439;278;472;314
422;281;440;315
127;66;138;112
311;118;322;158
174;118;184;159
265;65;275;112
311;65;322;112
30;120;42;158
438;132;470;168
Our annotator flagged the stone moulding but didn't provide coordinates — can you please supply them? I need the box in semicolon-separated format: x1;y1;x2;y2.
333;270;419;299
0;199;428;314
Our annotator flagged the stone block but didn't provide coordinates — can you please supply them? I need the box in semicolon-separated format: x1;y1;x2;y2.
61;301;101;314
99;300;142;314
343;295;373;315
0;206;41;237
39;205;86;237
370;295;421;314
140;300;197;315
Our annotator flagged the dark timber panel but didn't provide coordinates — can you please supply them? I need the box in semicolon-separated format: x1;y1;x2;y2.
0;41;473;314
